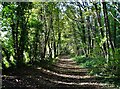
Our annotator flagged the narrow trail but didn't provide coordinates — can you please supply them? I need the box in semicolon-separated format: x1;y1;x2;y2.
2;56;113;89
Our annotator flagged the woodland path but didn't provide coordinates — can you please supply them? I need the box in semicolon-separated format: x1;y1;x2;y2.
2;56;113;89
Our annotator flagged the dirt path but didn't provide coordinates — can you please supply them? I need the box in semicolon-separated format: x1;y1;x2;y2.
2;56;113;89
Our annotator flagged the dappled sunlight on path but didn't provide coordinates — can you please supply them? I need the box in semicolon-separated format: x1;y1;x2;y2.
2;56;114;89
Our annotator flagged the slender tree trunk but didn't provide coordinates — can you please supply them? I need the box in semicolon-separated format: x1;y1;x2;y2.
72;23;79;55
43;5;51;59
113;2;117;48
11;3;20;64
48;38;52;58
94;3;107;57
86;16;92;56
43;10;48;59
50;12;56;58
102;2;115;57
77;3;86;55
39;3;44;59
57;8;61;56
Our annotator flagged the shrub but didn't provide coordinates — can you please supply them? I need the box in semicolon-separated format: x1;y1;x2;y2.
73;55;107;76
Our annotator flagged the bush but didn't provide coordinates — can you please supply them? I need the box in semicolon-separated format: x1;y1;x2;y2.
73;55;107;76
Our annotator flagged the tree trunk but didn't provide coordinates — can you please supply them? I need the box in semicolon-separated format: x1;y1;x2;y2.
102;2;115;57
113;2;117;48
43;10;48;59
77;2;86;55
94;3;107;57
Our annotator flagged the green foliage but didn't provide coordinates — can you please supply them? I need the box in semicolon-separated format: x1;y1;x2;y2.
74;56;106;67
2;55;16;68
106;48;120;77
1;2;33;69
1;2;120;82
3;57;10;68
23;51;30;63
99;36;107;47
74;49;120;77
29;14;43;29
73;55;107;75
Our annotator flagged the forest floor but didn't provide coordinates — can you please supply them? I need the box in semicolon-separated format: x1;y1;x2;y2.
2;56;116;89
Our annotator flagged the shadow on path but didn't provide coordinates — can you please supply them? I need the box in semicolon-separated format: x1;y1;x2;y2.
2;56;115;89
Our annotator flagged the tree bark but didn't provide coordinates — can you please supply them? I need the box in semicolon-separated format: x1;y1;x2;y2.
113;2;117;48
102;2;115;56
77;2;86;55
94;3;107;57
